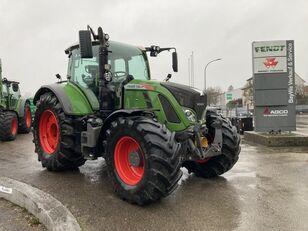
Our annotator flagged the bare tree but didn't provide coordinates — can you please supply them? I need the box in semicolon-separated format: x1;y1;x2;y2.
242;80;253;106
207;86;223;106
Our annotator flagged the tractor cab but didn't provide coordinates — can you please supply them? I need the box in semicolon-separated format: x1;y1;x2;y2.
0;59;21;110
1;78;21;110
65;41;151;110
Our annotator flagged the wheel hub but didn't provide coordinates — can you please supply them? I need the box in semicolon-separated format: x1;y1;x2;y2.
128;150;142;167
11;118;17;136
114;136;145;186
39;110;59;154
25;107;31;128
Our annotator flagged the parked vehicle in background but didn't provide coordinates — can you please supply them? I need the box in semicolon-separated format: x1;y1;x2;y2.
296;105;308;114
228;107;253;134
0;59;32;141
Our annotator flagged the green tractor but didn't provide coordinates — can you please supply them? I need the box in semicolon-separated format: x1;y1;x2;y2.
32;26;240;205
0;59;32;141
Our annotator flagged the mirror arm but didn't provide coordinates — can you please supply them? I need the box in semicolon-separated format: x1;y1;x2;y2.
87;25;97;40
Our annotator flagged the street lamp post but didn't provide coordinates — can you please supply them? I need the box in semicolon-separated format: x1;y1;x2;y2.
204;58;222;92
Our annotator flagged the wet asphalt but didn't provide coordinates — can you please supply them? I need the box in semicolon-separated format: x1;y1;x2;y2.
0;115;308;231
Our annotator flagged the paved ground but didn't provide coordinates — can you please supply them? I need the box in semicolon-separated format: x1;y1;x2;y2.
296;114;308;135
0;198;46;231
0;115;307;231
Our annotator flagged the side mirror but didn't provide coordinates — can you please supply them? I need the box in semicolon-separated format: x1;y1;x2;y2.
12;83;19;92
172;51;178;72
79;30;93;58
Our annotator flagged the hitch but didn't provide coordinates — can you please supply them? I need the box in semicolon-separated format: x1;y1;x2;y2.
179;119;223;161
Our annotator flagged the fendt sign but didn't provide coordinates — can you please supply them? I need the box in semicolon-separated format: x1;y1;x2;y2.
253;40;287;74
252;40;296;132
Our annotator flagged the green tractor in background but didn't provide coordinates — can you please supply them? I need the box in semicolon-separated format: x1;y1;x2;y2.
28;97;36;121
32;26;240;205
0;59;32;141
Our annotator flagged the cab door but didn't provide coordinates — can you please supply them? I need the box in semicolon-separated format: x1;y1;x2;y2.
8;83;20;110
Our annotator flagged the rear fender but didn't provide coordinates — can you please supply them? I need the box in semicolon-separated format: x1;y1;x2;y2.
33;83;94;116
18;98;30;118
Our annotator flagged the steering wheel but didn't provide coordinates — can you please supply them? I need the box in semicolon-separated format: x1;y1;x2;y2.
112;71;127;82
113;71;127;77
82;74;94;85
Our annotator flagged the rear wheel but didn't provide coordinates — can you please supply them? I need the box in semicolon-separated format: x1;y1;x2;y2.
0;111;18;141
183;111;241;178
18;102;32;134
32;92;86;171
105;117;183;205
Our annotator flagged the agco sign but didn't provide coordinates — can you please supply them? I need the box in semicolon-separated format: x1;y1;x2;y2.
263;107;288;117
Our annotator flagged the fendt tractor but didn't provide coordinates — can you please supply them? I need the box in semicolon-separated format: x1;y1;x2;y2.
32;26;240;205
0;59;32;141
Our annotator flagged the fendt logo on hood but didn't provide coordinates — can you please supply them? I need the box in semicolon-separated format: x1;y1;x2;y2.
263;107;288;117
263;58;278;68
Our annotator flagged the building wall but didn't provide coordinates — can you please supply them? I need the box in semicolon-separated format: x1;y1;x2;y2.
304;86;308;96
295;73;306;96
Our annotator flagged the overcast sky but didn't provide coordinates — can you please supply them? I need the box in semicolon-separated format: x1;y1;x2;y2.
0;0;307;96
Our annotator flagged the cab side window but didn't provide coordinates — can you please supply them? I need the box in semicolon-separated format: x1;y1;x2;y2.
2;84;8;97
71;52;99;93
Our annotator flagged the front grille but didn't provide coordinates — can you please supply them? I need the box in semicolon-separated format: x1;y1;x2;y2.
161;82;207;120
158;94;180;123
193;95;206;120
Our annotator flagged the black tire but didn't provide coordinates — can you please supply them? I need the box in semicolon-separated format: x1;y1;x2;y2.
0;111;18;141
105;117;183;205
183;111;240;178
18;102;32;134
32;92;86;171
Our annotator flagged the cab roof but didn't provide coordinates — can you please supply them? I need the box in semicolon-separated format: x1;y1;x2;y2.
64;40;146;55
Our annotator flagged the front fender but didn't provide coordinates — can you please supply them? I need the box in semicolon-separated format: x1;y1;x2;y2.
100;109;154;135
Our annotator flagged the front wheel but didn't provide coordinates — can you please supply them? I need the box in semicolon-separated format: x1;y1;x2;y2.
105;117;183;205
183;111;241;178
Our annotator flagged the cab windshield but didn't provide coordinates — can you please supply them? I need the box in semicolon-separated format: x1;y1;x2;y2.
69;41;150;91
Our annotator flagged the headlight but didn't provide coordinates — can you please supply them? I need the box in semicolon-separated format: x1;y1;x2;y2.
184;109;196;122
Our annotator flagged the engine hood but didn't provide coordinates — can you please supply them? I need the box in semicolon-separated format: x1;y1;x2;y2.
160;82;207;120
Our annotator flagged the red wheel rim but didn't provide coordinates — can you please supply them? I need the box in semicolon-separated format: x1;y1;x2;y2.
25;107;31;128
197;158;210;164
39;110;59;154
114;136;145;186
11;118;17;136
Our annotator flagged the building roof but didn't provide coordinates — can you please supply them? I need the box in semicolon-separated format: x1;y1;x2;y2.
295;73;306;83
